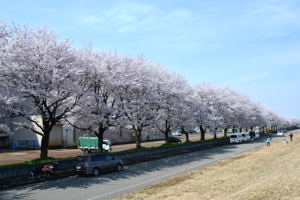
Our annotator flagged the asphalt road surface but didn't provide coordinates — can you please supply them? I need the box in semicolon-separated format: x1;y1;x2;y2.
0;139;265;200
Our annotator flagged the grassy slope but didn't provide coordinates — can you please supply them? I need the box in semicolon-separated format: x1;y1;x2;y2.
115;131;300;200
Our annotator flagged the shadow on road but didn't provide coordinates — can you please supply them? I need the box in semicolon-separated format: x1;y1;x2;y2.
0;140;265;200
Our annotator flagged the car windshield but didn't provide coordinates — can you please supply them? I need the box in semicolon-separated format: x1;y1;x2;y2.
76;156;87;162
231;135;237;138
91;154;105;161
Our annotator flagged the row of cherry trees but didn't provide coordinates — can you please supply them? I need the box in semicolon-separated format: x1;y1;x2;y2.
0;23;298;158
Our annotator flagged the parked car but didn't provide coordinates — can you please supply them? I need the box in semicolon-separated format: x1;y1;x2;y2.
242;132;251;142
277;130;284;136
74;153;123;176
167;136;182;143
188;129;197;134
230;133;243;143
171;130;182;136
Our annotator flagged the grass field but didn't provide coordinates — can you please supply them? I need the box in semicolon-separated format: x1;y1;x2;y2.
115;130;300;200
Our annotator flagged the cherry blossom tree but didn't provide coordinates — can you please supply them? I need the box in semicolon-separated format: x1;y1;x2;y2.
193;83;225;140
115;56;159;148
175;96;196;142
67;50;125;151
151;69;190;143
0;26;84;158
1;21;296;155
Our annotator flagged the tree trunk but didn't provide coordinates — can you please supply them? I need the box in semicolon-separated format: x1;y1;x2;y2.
233;126;236;133
239;128;243;132
180;127;189;142
185;132;190;142
132;125;143;149
40;120;52;159
213;128;217;140
200;125;205;141
96;126;106;152
163;120;171;144
40;133;50;158
136;134;142;148
164;132;169;144
224;128;228;137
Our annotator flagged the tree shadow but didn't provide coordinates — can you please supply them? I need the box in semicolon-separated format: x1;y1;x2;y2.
0;140;265;200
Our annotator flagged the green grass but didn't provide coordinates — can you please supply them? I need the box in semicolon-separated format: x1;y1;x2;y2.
0;156;74;168
113;136;229;154
111;147;149;154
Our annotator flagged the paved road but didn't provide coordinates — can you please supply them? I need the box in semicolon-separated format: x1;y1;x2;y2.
0;139;265;200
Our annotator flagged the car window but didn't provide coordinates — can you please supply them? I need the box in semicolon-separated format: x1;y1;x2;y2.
91;155;105;162
231;135;237;138
105;155;113;160
76;156;87;162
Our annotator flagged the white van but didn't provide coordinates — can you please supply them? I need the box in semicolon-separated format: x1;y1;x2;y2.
277;130;284;136
242;132;251;142
230;133;243;143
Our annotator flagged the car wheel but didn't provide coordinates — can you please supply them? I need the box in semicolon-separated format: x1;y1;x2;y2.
93;168;100;176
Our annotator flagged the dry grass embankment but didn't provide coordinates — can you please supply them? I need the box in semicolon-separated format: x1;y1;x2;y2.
115;130;300;200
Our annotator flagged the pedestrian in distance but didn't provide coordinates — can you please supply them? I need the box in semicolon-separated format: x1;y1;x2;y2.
289;132;293;142
266;137;271;146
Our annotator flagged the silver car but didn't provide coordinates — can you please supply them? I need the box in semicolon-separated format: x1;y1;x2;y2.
74;153;124;176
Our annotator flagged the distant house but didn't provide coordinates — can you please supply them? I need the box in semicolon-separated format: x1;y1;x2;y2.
0;107;76;149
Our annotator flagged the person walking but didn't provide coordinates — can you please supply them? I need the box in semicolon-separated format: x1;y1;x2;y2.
289;132;293;142
266;137;271;146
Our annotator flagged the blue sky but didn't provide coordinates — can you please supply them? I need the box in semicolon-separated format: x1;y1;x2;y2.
1;0;300;118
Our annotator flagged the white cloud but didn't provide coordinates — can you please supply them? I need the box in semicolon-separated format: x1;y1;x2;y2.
231;1;300;39
77;1;193;34
78;15;104;24
224;72;272;86
75;0;300;52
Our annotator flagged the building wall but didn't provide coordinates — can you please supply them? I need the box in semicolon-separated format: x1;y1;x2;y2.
74;126;164;145
0;108;73;149
1;104;164;149
4;116;42;149
74;126;134;145
49;124;63;147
